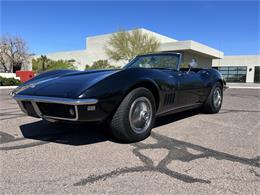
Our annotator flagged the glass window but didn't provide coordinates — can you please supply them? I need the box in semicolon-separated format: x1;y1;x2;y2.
229;70;237;74
238;67;247;71
219;67;228;71
213;66;247;83
126;54;179;70
254;66;260;83
238;70;246;74
228;67;237;71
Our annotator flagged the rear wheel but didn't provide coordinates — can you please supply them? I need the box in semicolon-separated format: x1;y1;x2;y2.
203;82;223;113
110;87;156;142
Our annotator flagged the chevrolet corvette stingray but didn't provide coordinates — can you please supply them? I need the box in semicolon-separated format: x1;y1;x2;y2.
11;52;226;142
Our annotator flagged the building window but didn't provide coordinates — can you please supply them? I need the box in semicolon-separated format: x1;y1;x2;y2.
213;66;247;83
254;66;260;83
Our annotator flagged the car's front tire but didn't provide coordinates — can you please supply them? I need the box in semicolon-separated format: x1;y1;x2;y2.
43;118;61;124
202;82;223;113
110;87;156;142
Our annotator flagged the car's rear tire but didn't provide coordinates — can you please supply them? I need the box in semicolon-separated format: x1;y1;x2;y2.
110;87;156;142
202;82;223;113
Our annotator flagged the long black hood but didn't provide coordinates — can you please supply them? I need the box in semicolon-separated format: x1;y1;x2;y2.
18;69;120;98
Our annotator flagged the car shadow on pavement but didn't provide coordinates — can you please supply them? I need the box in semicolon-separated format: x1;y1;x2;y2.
18;109;200;147
74;131;260;186
2;109;259;185
1;121;112;151
19;120;112;146
0;109;200;151
155;109;200;128
1;110;199;151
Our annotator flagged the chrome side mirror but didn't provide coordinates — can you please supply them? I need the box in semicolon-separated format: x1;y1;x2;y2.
187;59;197;73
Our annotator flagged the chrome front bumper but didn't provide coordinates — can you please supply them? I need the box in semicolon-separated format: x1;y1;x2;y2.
13;95;98;121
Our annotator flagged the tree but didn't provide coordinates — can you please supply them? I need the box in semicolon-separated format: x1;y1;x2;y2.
46;60;75;71
105;29;160;62
85;60;116;70
0;35;31;72
32;57;75;73
40;55;49;71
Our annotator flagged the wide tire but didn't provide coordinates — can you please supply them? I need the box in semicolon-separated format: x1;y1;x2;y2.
203;82;223;113
110;87;156;142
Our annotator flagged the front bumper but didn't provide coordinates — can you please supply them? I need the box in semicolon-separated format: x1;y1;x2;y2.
13;95;102;122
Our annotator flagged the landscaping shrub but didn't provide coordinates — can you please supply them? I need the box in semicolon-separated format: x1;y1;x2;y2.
85;60;117;70
32;56;76;73
0;76;21;86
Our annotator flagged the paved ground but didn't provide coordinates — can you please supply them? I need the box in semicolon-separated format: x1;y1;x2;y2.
227;83;260;89
0;88;259;194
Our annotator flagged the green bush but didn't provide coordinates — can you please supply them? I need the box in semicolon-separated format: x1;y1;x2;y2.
85;60;117;70
32;56;76;73
0;76;21;86
46;60;75;71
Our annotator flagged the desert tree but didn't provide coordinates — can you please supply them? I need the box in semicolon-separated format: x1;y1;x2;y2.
105;29;160;62
0;35;31;72
85;59;116;70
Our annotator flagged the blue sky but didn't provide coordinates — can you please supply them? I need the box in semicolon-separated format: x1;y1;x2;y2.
1;1;259;55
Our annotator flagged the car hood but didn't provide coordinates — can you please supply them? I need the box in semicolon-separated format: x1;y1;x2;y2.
18;69;120;98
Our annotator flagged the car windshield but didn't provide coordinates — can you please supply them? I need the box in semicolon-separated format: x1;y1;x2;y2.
125;54;179;70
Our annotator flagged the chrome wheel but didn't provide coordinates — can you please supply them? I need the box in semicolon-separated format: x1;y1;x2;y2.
129;97;153;134
213;87;222;108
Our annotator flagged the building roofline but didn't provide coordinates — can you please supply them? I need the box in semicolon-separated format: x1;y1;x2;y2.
160;40;224;59
220;54;260;58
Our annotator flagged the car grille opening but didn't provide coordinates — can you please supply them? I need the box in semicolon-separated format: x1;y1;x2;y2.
22;101;38;117
37;102;76;119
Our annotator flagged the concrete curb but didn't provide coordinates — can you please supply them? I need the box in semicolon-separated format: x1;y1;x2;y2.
228;86;260;89
0;86;18;89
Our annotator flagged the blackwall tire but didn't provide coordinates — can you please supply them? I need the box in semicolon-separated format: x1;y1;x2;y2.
110;87;156;142
202;82;223;114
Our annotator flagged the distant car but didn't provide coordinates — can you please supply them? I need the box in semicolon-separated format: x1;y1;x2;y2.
11;52;226;142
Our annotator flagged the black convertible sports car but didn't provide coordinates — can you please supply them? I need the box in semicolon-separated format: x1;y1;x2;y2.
11;52;226;142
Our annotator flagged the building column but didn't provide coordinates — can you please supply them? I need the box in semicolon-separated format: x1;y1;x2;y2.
246;65;255;83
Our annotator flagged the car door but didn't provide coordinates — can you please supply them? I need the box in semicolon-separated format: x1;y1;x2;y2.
174;70;205;107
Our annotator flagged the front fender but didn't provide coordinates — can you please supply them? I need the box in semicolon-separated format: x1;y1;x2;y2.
80;68;173;118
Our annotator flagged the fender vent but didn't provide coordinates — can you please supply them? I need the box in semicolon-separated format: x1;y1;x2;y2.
164;93;175;105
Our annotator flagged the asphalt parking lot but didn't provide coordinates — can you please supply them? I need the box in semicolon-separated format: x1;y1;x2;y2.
0;88;259;194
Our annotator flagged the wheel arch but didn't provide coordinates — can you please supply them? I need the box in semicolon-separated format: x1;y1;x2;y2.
125;79;160;110
216;79;224;89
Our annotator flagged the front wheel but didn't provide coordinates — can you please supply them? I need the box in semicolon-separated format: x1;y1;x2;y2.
43;118;59;123
110;87;156;142
202;82;223;113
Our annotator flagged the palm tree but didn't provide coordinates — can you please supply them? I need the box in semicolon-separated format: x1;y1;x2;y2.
40;55;48;71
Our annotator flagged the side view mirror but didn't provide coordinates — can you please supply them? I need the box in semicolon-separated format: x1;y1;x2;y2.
187;59;197;73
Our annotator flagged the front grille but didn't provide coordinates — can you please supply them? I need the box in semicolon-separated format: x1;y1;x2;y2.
22;101;38;117
37;102;76;119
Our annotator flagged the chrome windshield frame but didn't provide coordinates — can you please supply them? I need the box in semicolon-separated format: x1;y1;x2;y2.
123;52;182;71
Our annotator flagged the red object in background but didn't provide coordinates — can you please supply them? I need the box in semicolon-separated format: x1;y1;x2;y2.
16;71;35;83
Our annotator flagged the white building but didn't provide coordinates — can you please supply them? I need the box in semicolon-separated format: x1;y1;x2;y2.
212;55;260;83
44;28;223;69
41;28;259;83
